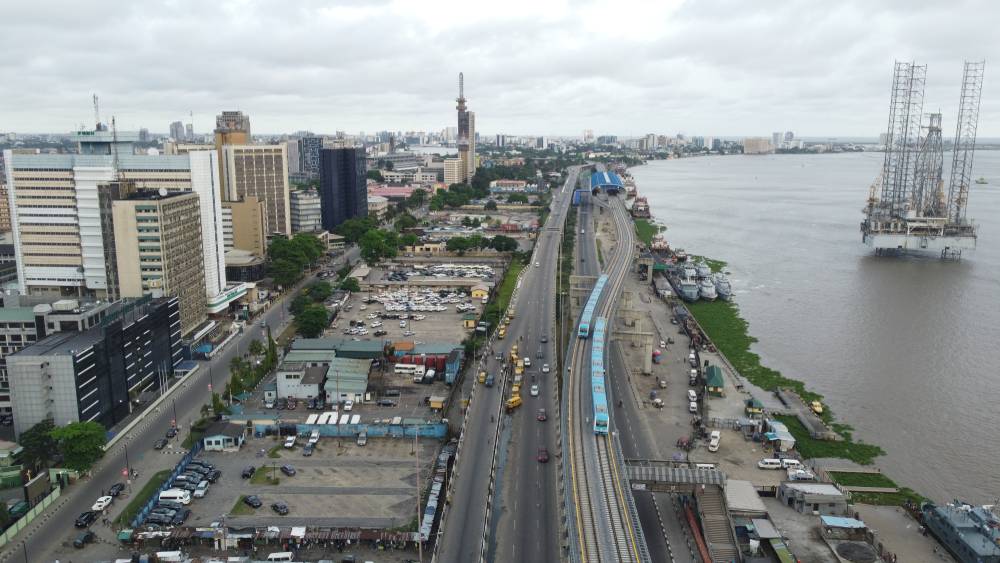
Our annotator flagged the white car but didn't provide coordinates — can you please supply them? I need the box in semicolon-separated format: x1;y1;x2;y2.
370;321;382;328
403;330;416;337
344;400;354;411
92;496;113;511
535;262;540;266
367;313;378;319
530;385;539;397
399;320;407;328
359;305;367;310
542;364;550;374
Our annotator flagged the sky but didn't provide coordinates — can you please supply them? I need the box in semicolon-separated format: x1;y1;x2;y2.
0;0;997;138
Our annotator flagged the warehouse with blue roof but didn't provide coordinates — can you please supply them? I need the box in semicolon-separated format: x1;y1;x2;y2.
590;171;623;194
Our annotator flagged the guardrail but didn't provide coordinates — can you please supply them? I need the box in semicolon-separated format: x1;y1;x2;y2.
0;487;61;550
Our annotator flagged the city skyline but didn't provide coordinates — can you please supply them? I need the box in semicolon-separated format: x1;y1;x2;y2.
1;0;997;137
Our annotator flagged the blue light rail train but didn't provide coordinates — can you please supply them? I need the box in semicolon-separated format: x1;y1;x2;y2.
577;274;609;338
591;316;609;434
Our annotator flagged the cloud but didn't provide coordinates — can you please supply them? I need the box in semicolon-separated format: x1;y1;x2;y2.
0;0;996;137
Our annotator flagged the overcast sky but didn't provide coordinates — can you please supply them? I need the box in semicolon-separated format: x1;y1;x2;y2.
1;0;997;138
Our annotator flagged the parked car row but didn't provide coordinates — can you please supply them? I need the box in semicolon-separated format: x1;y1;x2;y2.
141;458;220;528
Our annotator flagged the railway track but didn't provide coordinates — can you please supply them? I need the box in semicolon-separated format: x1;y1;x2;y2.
568;195;644;563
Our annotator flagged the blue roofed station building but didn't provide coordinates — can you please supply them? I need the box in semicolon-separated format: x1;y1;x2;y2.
590;170;623;195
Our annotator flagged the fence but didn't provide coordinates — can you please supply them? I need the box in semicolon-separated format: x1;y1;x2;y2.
0;486;61;548
131;441;203;528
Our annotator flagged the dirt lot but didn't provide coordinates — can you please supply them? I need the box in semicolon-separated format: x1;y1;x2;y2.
189;436;440;529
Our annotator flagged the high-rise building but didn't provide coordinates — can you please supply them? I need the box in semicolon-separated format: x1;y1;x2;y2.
221;197;266;255
496;134;506;148
220;145;291;236
319;147;367;231
0;154;10;232
169;121;185;141
3;145;226;302
444;158;464;186
290;189;323;233
138;128;150;143
743;137;775;155
112;191;206;336
8;296;181;434
784;131;794;142
455;72;476;183
583;129;594;142
772;132;783;148
214;111;252;197
185;123;194;141
286;140;301;175
299;136;323;179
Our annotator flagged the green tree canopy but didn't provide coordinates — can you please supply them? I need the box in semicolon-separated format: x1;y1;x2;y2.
50;422;107;472
394;213;418;232
484;199;498;211
359;229;399;264
490;235;519;252
289;293;312;316
296;304;330;338
248;339;265;357
407;188;428;207
339;277;361;293
446;237;472;254
334;217;379;243
306;280;333;302
19;419;56;470
506;193;529;204
268;258;301;288
399;233;419;248
367;170;384;182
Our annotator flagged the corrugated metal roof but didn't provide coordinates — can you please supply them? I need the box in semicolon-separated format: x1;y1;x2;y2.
0;307;36;322
626;464;726;486
820;516;866;529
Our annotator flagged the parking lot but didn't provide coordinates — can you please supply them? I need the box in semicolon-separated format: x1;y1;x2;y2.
189;436;440;529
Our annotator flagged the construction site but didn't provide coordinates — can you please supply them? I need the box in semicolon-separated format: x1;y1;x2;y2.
861;60;986;258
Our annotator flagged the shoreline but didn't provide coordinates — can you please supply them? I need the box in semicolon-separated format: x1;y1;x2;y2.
618;166;926;506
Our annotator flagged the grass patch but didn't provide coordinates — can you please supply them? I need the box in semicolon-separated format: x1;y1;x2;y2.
774;415;883;465
267;445;283;459
850;487;926;506
230;496;256;516
250;466;280;485
688;254;727;273
634;219;662;246
276;321;297;349
116;469;171;526
596;240;604;268
828;471;897;488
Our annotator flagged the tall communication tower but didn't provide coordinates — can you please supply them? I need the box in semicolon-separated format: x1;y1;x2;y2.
861;61;984;258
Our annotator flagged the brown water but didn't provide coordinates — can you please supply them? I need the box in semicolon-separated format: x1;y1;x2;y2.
631;152;1000;502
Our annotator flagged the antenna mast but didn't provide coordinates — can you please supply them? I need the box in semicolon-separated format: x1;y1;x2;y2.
93;94;101;130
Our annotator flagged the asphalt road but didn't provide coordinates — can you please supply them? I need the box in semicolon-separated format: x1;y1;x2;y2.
11;247;358;563
437;167;579;563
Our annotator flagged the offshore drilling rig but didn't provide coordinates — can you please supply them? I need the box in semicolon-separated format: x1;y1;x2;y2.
861;61;985;259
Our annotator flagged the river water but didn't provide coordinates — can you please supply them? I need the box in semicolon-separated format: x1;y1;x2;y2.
631;152;1000;502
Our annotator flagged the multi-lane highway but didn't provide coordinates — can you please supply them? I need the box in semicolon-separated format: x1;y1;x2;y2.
12;248;358;563
436;166;579;563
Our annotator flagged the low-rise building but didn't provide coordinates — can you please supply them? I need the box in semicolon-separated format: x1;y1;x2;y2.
225;249;267;282
276;363;326;400
488;179;539;194
322;357;372;404
290;189;323;233
705;365;725;396
777;482;848;515
471;284;489;299
367;195;389;219
202;421;246;451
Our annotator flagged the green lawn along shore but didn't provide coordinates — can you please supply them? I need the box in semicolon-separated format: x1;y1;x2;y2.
634;219;662;247
680;259;930;505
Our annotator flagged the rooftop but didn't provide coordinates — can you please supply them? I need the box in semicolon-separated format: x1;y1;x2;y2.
782;482;844;496
0;307;36;323
10;329;104;358
302;366;327;386
204;421;244;439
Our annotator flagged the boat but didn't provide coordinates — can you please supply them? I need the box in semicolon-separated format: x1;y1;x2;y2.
668;272;700;302
921;501;1000;563
683;266;698;280
650;234;669;252
975;177;988;185
695;261;712;278
713;274;733;301
698;278;717;300
673;248;688;262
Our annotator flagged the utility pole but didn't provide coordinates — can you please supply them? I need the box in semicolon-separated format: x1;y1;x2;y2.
415;431;422;562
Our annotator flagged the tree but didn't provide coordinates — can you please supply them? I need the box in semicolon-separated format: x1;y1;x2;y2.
296;304;330;338
291;233;324;265
484;199;498;211
289;293;312;316
446;237;471;255
394;214;418;232
367;170;384;182
400;233;419;248
306;280;333;302
211;392;230;416
248;339;265;357
19;419;56;470
339;277;361;293
407;188;428;208
49;422;107;472
334;217;378;243
507;193;529;204
490;235;519;252
359;229;398;264
268;258;302;288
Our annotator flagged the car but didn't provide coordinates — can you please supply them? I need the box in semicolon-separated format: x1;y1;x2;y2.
376;399;396;407
241;465;256;479
537;409;547;421
302;444;315;456
524;357;531;367
149;507;177;517
171;508;191;525
154;438;169;450
144;514;173;526
156;500;184;511
276;398;287;410
75;510;97;528
206;469;222;483
176;481;199;492
243;495;263;508
537;447;549;463
540;335;548;343
91;495;113;512
264;400;275;409
284;436;296;449
108;483;125;497
530;384;539;397
280;465;296;476
73;530;96;548
271;502;289;515
166;427;178;438
374;330;388;336
193;481;210;498
399;320;407;328
343;400;354;411
542;363;550;374
535;262;540;266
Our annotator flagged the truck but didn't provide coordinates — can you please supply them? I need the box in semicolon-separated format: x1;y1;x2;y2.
515;359;525;375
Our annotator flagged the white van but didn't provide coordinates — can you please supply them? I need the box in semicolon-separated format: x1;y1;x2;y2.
708;431;721;452
687;389;697;403
781;459;803;470
266;552;295;562
688;401;698;414
757;458;783;470
158;489;192;505
695;463;716;470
